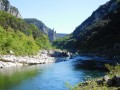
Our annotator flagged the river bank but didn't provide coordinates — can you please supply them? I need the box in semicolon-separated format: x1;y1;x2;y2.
78;52;120;62
0;49;72;69
72;64;120;90
0;56;105;90
0;50;55;68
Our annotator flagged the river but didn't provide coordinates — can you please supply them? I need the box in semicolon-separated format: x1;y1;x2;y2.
0;56;105;90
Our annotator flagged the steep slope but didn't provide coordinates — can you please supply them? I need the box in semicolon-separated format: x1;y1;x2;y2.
53;0;120;56
24;18;56;42
73;0;119;36
0;0;22;18
0;11;51;55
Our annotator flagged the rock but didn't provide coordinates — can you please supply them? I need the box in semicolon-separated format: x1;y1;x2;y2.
0;50;55;69
61;51;69;57
9;50;14;55
0;0;22;18
103;75;110;82
24;19;56;42
50;50;71;57
106;79;113;86
96;75;120;87
96;79;103;85
112;75;120;87
102;75;112;86
41;50;48;54
48;50;54;55
109;2;118;12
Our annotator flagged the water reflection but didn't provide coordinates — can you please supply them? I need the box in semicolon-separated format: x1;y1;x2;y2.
0;65;40;89
0;56;105;90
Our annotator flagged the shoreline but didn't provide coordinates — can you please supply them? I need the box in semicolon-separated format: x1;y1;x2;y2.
0;50;56;69
0;49;71;69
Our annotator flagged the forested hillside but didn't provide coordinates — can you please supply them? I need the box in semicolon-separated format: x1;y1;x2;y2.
53;0;120;56
0;11;51;55
24;18;57;42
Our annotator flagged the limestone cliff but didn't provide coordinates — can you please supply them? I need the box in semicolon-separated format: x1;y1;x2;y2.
53;0;120;56
24;18;57;42
73;0;119;35
0;0;22;18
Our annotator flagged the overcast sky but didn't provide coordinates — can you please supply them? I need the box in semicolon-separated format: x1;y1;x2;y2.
9;0;109;33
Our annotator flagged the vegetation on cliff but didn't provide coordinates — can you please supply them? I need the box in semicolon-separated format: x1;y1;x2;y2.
24;18;56;42
53;0;120;56
0;11;51;55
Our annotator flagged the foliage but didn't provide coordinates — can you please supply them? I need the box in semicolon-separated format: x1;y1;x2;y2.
53;6;120;56
117;0;120;3
0;11;51;55
105;64;120;77
68;64;120;90
52;35;77;51
35;35;51;49
0;26;39;55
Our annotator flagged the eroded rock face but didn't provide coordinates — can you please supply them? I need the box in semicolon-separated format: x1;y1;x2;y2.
73;0;119;35
24;18;57;42
0;0;22;18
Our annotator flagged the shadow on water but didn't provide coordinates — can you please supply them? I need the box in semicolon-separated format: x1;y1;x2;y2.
71;57;106;81
72;55;117;71
0;56;107;90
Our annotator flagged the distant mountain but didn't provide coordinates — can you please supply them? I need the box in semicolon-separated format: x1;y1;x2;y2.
0;0;51;55
56;33;68;39
53;0;120;56
73;0;119;35
24;18;57;42
0;0;22;18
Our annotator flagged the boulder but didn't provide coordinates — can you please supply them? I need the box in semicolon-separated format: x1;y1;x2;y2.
9;50;14;55
103;75;110;82
112;75;120;87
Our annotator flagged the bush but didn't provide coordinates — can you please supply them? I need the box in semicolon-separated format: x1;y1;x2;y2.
0;26;39;55
70;64;120;90
0;11;51;55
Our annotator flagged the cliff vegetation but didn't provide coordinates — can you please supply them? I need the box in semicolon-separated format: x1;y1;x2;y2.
0;11;51;55
53;0;120;56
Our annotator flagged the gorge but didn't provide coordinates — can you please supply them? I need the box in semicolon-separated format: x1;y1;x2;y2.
0;0;120;90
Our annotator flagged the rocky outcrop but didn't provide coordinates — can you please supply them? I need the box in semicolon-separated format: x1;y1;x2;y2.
54;0;120;56
73;0;119;35
96;75;120;87
48;50;72;57
0;0;22;18
0;50;56;68
0;50;72;69
24;18;57;42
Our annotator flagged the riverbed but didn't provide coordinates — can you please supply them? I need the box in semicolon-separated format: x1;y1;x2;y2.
0;56;105;90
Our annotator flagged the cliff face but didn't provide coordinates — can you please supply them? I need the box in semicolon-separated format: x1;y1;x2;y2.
73;0;119;35
24;18;57;42
0;0;22;18
53;0;120;56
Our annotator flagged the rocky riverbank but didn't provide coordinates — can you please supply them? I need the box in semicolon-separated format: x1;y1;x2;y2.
0;50;72;69
0;50;55;68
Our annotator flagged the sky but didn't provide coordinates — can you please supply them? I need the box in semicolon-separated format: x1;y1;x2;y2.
9;0;109;34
